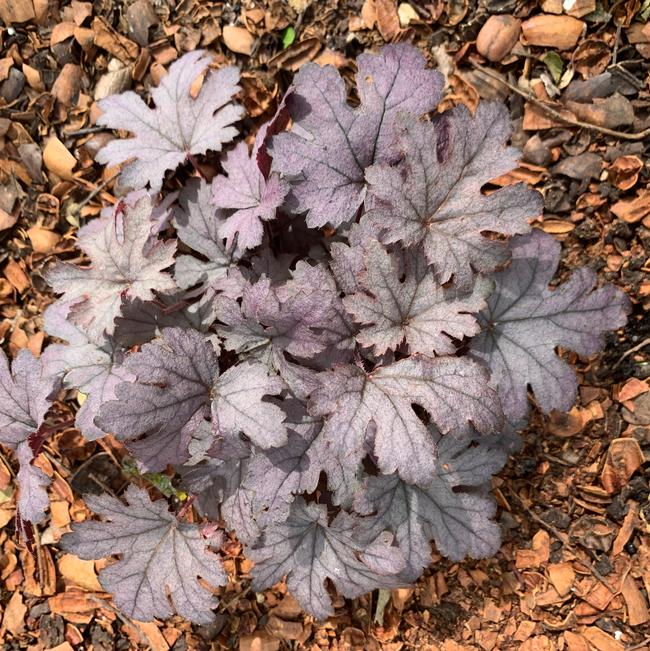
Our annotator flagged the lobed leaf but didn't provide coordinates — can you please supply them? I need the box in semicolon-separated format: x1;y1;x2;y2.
61;485;226;623
354;431;507;579
42;299;133;441
343;241;492;355
46;195;176;343
96;50;242;192
173;178;236;290
97;328;217;469
309;356;503;485
271;44;443;227
365;103;543;288
471;230;629;421
212;129;288;252
249;498;405;619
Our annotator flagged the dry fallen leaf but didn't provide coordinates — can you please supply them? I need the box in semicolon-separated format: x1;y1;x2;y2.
541;219;575;234
239;632;281;651
1;590;27;635
27;226;61;253
617;378;649;403
58;554;103;592
515;530;550;569
521;14;585;50
582;626;624;651
3;259;30;293
612;501;639;556
611;190;650;224
608;155;643;191
0;0;36;24
621;574;650;626
563;631;591;651
601;438;645;494
375;0;401;41
43;135;77;180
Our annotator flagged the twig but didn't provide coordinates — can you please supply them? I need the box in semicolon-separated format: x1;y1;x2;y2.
467;61;650;142
72;171;120;217
613;337;650;369
507;486;568;544
0;448;16;479
63;125;108;137
612;25;622;66
218;585;252;613
88;472;119;498
626;637;650;651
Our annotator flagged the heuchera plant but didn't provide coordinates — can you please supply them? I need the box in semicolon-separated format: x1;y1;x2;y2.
1;45;629;623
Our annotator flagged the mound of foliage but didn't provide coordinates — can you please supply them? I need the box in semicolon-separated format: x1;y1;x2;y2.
0;45;628;622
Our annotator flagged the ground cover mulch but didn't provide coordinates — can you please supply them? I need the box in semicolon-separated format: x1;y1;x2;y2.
0;0;649;649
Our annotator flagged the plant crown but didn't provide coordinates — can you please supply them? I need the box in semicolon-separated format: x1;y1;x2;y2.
1;44;629;622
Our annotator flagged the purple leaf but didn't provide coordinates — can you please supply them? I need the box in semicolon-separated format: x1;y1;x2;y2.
0;348;58;532
96;51;242;191
243;399;360;525
97;328;217;469
211;360;287;448
42;299;134;441
365;103;543;288
173;178;236;290
343;241;492;355
181;447;260;545
249;498;405;619
212;138;288;251
114;288;222;348
98;328;286;469
100;189;178;235
309;356;503;485
271;44;443;227
46;194;176;342
61;485;226;623
0;348;55;450
16;441;50;526
471;230;629;421
354;431;506;579
216;261;353;377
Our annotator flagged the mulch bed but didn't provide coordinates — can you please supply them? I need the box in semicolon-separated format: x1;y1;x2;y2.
0;0;649;649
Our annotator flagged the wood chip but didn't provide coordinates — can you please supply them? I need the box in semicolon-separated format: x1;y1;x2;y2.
582;627;624;651
601;438;645;493
222;25;255;56
515;530;550;569
3;259;30;293
1;590;26;635
239;632;281;651
521;14;584;49
43;135;76;180
618;379;649;402
375;0;401;40
611;190;650;224
0;0;36;24
476;15;521;62
621;574;650;626
134;620;170;651
563;631;590;651
547;562;576;596
27;226;61;253
58;554;103;592
612;502;639;557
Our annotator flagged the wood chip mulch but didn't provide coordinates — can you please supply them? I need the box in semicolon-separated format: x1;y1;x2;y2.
0;0;649;649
